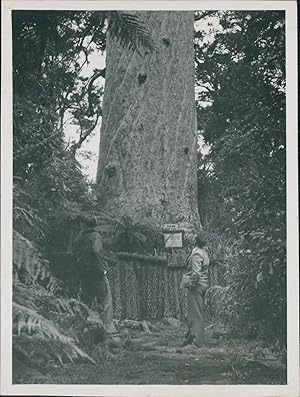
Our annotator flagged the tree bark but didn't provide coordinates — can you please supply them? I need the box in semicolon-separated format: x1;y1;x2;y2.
96;11;201;237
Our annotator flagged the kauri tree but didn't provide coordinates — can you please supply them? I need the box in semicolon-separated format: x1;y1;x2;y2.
96;11;201;238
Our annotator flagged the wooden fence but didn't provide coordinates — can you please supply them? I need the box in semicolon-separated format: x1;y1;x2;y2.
107;253;188;321
49;251;225;322
107;253;225;321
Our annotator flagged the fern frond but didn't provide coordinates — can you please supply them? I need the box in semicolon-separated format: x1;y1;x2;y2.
13;282;104;339
14;334;95;366
13;231;105;367
107;11;156;54
13;230;62;292
14;282;74;316
13;282;39;311
13;303;95;365
131;230;147;243
13;181;45;236
13;206;36;229
13;282;104;324
14;302;67;339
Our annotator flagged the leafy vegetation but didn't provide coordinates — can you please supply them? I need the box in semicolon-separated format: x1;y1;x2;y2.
13;230;101;372
13;9;156;241
13;10;155;177
195;11;286;344
109;215;163;254
12;9;157;374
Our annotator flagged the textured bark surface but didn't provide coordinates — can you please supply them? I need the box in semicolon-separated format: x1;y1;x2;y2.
96;11;200;236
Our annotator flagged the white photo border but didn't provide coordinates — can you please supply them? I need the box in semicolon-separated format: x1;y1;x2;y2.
1;1;298;396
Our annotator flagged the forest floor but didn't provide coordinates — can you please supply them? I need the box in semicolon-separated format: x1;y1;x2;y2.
14;320;286;385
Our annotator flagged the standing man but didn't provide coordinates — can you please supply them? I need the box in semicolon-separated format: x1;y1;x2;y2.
182;235;209;347
73;215;114;331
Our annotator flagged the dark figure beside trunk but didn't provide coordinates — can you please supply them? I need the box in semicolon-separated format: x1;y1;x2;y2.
73;215;114;331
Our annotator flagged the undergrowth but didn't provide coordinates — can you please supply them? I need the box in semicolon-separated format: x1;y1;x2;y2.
13;230;108;374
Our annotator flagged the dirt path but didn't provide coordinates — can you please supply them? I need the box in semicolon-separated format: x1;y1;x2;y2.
14;322;286;385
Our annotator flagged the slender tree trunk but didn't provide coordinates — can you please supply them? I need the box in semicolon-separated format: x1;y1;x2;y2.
96;11;201;236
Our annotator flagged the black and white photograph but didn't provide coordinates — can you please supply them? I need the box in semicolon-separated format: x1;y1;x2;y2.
1;0;299;396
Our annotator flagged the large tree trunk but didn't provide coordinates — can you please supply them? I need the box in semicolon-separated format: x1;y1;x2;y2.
96;11;201;236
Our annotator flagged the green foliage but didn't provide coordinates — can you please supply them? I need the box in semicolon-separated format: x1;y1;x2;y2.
13;10;155;179
13;9;157;249
12;231;104;371
107;11;156;53
111;215;164;254
195;11;286;344
13;230;61;290
13;158;96;252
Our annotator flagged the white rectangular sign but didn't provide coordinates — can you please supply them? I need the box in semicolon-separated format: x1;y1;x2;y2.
164;232;183;248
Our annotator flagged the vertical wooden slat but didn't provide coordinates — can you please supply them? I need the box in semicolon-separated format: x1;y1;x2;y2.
107;256;189;322
118;261;123;319
182;269;188;322
120;262;127;319
127;261;132;318
157;265;161;319
142;263;147;319
124;262;129;319
158;265;161;319
172;269;177;318
144;264;149;319
142;264;146;319
154;264;159;320
126;262;132;318
163;266;168;318
159;265;164;319
135;263;142;320
151;264;157;320
178;268;184;321
177;268;182;320
168;267;173;318
150;264;155;320
116;261;122;319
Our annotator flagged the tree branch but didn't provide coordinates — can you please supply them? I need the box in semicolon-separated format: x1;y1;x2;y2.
194;11;216;22
86;68;106;116
197;84;215;93
69;113;101;155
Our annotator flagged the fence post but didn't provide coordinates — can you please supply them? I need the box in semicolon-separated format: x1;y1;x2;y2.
134;263;143;320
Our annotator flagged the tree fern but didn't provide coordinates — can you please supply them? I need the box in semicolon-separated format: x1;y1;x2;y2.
107;11;156;53
111;215;163;254
14;10;155;70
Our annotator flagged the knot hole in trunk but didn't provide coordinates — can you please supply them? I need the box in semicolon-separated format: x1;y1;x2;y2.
138;73;147;85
